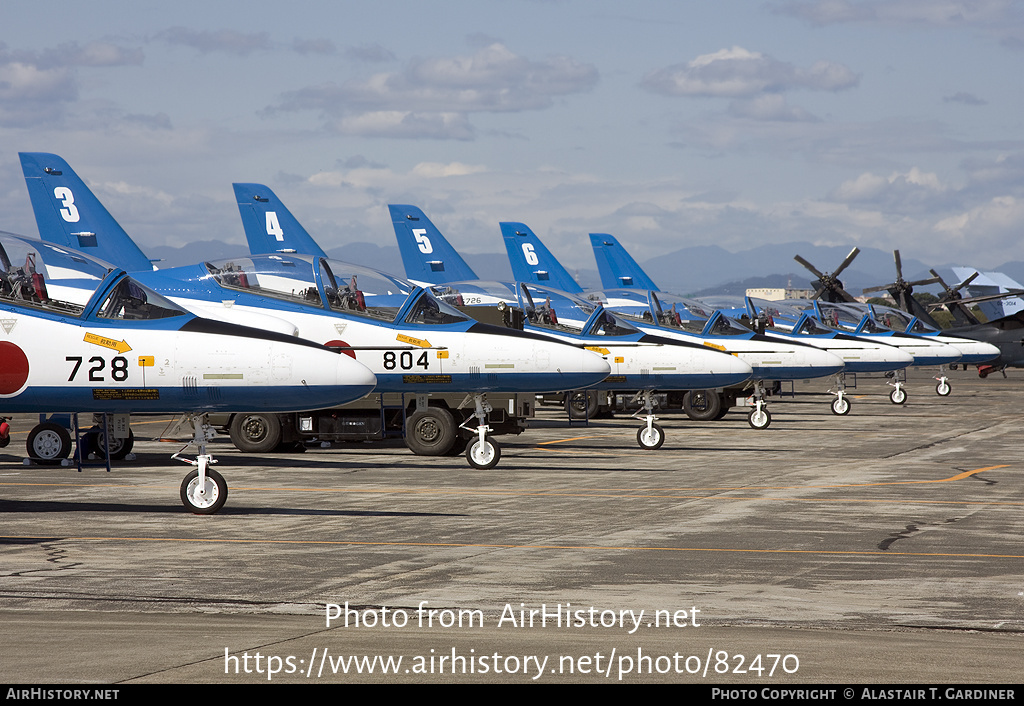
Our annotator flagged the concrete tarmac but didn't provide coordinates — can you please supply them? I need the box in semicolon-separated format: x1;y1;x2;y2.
1;368;1021;684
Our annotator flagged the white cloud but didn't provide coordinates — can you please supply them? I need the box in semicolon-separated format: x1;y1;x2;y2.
267;43;598;139
328;111;475;140
641;46;858;98
935;195;1024;237
411;162;487;178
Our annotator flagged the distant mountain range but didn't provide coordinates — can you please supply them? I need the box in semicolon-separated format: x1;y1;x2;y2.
147;240;1024;298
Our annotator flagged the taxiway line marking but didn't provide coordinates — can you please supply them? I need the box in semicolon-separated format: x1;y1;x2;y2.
2;534;1023;560
536;434;619;445
1;483;1020;507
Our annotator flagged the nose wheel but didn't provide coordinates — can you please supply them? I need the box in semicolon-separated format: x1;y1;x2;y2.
889;384;907;405
461;394;500;469
173;415;229;514
632;390;666;449
748;407;772;429
935;378;951;396
637;423;665;449
829;373;851;415
831;394;850;415
466;437;501;469
180;467;228;514
746;380;772;429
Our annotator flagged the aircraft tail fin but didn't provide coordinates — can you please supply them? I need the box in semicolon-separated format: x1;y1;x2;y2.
589;233;659;290
499;222;583;293
19;152;155;272
232;183;327;259
388;205;478;284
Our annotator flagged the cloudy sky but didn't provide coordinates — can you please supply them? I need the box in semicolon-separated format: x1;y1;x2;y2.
2;0;1023;274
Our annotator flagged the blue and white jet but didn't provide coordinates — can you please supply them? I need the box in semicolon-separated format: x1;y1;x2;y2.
0;230;376;513
500;223;848;429
240;191;753;449
388;206;828;430
19;156;611;470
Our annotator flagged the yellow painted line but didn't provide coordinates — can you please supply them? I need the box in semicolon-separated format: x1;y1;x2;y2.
2;534;1022;559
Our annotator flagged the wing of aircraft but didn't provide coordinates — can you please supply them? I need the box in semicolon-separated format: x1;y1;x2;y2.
0;230;376;513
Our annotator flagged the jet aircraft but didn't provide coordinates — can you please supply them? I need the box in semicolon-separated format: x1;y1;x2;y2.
0;230;377;513
593;234;1002;403
20;157;611;469
387;206;834;429
238;191;752;448
499;222;851;428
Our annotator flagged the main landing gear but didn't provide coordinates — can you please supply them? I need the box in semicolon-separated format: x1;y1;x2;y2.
633;390;665;449
173;415;228;514
829;373;851;416
747;380;771;429
462;394;500;469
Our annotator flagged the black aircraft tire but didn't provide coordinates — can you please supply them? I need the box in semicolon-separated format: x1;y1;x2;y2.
229;413;282;453
566;390;600;420
636;423;665;450
91;428;135;460
27;423;72;465
405;407;457;456
466;437;501;469
748;408;772;429
180;468;228;515
683;390;722;421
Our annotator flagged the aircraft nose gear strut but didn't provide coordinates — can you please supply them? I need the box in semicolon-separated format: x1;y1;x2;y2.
462;394;500;469
747;380;772;429
934;366;951;396
173;415;228;514
829;373;851;415
632;390;665;449
887;378;907;405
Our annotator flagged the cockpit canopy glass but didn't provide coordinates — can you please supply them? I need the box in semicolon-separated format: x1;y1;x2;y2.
95;277;187;320
870;304;938;334
206;254;466;325
0;232;184;320
517;283;639;336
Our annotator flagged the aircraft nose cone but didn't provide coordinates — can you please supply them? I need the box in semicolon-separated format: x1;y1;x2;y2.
702;350;753;386
725;353;754;382
335;353;377;404
885;346;916;366
918;341;961;366
583;348;613;377
805;348;846;378
946;339;1000;364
